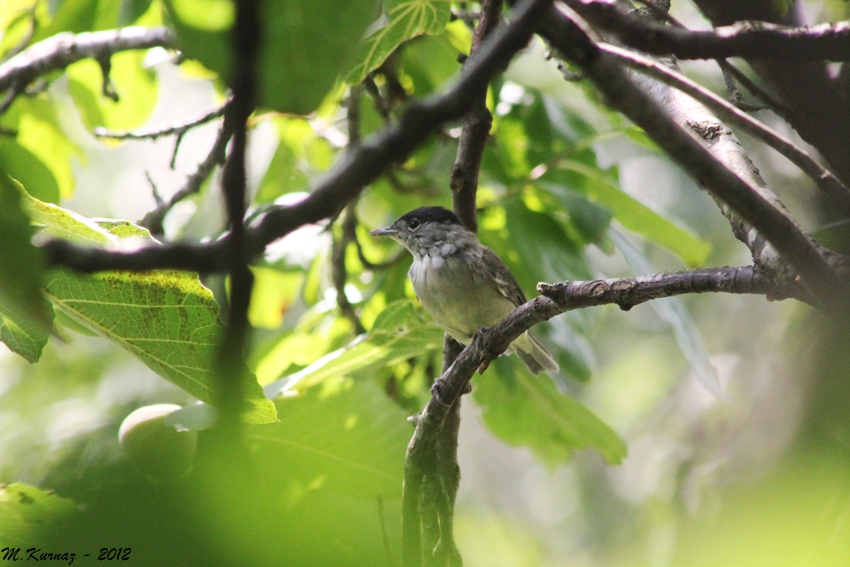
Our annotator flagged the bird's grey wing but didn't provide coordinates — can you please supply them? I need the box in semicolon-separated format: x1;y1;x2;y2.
480;246;527;307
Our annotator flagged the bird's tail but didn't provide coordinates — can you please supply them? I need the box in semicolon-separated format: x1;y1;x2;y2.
512;332;559;376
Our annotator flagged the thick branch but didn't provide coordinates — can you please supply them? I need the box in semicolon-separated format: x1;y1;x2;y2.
214;0;259;423
689;0;850;188
42;0;552;275
407;265;775;502
0;26;175;94
449;0;503;232
536;7;845;305
405;2;505;565
565;1;850;61
600;43;850;218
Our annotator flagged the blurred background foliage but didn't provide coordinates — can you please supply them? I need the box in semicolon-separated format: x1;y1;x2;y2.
1;0;850;565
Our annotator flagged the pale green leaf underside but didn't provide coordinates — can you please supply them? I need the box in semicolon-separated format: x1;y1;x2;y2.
0;176;52;361
546;160;712;267
0;483;77;547
248;379;410;497
264;300;444;396
44;268;275;423
475;358;627;468
345;0;451;84
25;193;276;423
0;305;49;363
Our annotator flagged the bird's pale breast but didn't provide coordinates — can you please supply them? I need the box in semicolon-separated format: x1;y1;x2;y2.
409;252;516;343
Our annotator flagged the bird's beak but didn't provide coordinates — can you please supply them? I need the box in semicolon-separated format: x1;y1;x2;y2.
369;227;398;237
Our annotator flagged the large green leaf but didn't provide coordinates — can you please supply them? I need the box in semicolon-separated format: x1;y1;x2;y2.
0;484;78;547
264;300;444;396
474;357;627;468
248;378;410;498
0;176;53;362
167;0;379;114
540;163;712;267
22;194;276;423
345;0;452;85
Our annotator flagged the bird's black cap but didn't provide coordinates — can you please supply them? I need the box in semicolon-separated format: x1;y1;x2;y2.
398;206;462;226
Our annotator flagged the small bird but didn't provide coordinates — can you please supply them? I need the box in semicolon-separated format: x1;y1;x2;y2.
370;206;559;375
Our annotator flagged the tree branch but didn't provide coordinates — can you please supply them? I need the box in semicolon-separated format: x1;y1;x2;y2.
599;43;850;218
449;0;503;232
536;6;846;306
0;26;175;94
42;0;554;277
406;265;776;539
94;100;229;141
679;0;850;188
564;1;850;61
214;0;258;424
404;1;505;564
139;121;234;235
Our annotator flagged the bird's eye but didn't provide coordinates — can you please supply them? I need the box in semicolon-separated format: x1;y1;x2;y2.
408;219;421;231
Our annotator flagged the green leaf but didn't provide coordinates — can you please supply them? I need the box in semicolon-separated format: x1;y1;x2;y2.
0;176;53;362
345;0;451;85
264;300;444;396
0;139;61;203
0;307;51;363
0;484;78;547
5;97;84;199
474;357;627;468
502;201;592;287
540;162;712;267
21;194;276;423
167;0;379;114
248;378;410;497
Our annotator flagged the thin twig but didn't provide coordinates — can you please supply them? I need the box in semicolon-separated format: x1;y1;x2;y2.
355;241;408;271
719;65;767;112
94;100;231;140
329;86;367;334
139;122;233;235
563;0;850;61
715;60;793;120
332;202;367;334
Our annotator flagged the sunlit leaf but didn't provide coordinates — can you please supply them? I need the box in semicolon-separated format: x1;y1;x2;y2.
21;193;276;423
0;484;78;547
345;0;451;85
9;97;83;199
0;139;60;203
264;300;443;396
248;378;410;497
474;357;627;468
0;176;52;362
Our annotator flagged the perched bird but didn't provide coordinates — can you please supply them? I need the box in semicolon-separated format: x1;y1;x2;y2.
370;206;559;375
